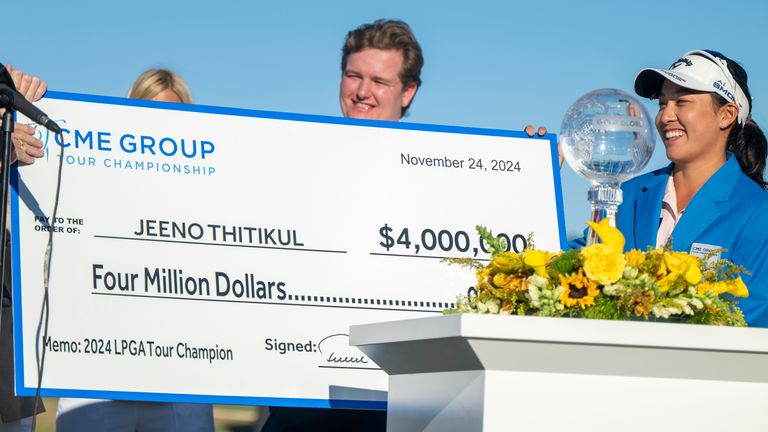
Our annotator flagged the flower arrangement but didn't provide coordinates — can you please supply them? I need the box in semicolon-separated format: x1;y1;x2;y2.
446;219;748;326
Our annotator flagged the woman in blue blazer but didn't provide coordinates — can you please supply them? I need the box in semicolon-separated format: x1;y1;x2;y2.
615;50;768;327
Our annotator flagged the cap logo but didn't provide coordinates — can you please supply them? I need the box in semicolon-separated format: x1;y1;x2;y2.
713;80;736;103
665;71;686;83
670;58;693;69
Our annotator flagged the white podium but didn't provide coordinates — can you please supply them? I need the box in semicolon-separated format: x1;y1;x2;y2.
350;314;768;431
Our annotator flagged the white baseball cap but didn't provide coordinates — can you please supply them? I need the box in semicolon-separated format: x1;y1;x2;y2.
634;50;750;125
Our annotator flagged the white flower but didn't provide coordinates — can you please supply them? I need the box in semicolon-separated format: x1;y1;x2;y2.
603;284;625;296
527;274;549;289
690;298;704;310
552;286;565;311
528;285;542;308
477;302;488;314
673;298;695;315
652;305;681;319
485;299;500;314
527;283;565;316
623;267;639;279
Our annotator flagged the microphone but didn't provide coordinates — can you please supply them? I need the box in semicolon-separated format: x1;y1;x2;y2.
0;63;61;134
0;84;61;134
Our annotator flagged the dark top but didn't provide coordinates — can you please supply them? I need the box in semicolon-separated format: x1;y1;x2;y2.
1;235;44;423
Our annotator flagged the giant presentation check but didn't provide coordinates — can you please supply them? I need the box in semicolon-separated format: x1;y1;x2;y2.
12;92;564;408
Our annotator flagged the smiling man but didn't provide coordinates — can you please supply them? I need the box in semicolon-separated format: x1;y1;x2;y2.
260;22;421;432
339;19;423;121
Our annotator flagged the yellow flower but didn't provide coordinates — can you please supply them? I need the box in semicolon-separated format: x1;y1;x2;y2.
657;272;678;293
581;243;626;285
492;272;508;288
524;250;553;277
476;267;491;285
628;288;654;317
492;273;528;292
696;278;748;298
586;218;625;253
490;252;523;274
657;252;702;291
559;270;599;308
696;281;711;295
729;277;749;298
624;249;645;267
683;264;702;285
663;251;685;273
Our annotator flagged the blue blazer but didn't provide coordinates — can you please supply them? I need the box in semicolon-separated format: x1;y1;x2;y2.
574;156;768;327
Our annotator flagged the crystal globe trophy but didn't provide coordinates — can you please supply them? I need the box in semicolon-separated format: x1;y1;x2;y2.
560;89;655;245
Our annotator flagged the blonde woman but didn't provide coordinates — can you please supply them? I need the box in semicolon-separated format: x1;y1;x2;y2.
128;68;192;103
57;68;214;432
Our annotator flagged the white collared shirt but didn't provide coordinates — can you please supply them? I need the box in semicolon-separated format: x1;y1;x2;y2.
657;175;684;248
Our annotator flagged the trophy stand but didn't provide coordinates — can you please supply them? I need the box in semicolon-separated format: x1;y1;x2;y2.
586;184;622;245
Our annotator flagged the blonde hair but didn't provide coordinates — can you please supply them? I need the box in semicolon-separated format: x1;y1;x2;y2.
128;68;192;103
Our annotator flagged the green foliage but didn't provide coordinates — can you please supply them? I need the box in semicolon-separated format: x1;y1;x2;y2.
525;232;535;251
581;295;625;320
704;254;747;280
477;225;506;258
549;249;581;275
442;257;484;269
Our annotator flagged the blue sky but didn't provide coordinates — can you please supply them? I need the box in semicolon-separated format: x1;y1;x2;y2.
6;0;768;238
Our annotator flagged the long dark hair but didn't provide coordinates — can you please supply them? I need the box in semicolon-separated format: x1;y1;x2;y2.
705;50;768;190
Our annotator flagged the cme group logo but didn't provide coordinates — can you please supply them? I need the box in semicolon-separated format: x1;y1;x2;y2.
24;120;217;177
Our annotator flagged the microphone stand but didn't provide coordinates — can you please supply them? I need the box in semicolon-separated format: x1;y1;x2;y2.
0;109;14;339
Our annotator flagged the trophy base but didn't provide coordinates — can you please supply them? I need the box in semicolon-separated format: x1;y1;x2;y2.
587;184;622;245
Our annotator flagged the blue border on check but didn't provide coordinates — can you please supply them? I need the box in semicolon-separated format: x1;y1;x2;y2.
11;90;566;408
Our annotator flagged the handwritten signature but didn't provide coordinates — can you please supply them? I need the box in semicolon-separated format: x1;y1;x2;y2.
317;333;371;366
